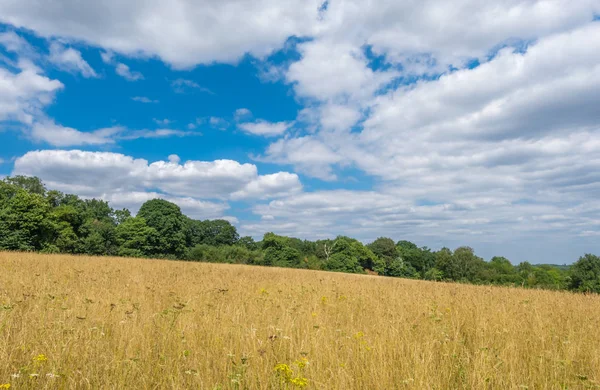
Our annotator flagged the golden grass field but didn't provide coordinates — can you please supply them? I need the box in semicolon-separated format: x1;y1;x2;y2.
1;252;600;389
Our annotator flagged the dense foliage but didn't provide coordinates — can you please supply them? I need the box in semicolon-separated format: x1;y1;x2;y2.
1;176;598;292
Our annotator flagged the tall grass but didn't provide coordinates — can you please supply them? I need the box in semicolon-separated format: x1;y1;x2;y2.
1;252;599;389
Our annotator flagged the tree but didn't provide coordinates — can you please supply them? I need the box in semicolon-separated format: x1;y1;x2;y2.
261;233;303;267
569;254;600;293
4;176;46;195
323;236;379;274
0;188;51;251
485;256;519;285
367;237;397;261
369;237;417;277
237;236;258;250
452;246;486;282
115;217;159;258
137;199;187;258
434;247;456;280
186;219;239;247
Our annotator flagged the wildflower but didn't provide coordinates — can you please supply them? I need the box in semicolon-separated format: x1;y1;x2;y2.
259;288;269;295
353;331;365;339
290;376;309;388
274;363;293;379
10;374;19;379
46;373;59;379
311;312;317;317
294;358;309;369
320;296;327;304
33;354;48;362
0;384;10;389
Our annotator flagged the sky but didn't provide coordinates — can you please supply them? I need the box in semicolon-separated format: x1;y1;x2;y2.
1;1;600;264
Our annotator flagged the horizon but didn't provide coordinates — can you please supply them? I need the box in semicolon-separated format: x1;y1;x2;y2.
1;1;600;264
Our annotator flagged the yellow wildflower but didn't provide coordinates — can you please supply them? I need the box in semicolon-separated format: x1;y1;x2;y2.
294;357;309;369
0;384;10;389
290;376;309;388
33;354;48;362
274;363;293;379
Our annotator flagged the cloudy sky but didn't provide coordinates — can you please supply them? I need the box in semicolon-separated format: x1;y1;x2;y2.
1;1;599;264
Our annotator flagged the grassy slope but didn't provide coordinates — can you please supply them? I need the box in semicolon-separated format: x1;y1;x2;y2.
1;252;599;389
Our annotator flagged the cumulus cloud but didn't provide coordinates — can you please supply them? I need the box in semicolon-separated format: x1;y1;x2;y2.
0;58;63;124
13;149;302;202
231;172;302;200
238;119;293;137
249;22;600;261
48;42;97;78
0;0;324;68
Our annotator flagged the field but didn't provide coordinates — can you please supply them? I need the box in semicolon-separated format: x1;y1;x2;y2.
1;252;600;389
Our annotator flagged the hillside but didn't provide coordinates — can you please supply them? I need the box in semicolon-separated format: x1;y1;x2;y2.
1;252;599;389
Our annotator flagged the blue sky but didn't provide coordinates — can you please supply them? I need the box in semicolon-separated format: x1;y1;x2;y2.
1;0;600;264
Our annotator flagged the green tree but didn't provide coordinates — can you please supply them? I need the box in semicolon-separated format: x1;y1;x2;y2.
569;254;600;293
115;217;159;258
4;175;46;195
186;219;239;247
0;187;51;251
323;236;379;274
396;240;436;277
137;199;187;258
367;237;397;262
237;236;258;250
261;232;303;267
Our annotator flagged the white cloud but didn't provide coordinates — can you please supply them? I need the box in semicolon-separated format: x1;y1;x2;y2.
131;96;158;103
0;0;324;68
238;119;293;137
258;136;343;180
209;117;229;130
287;39;397;102
48;42;97;78
30;120;121;146
171;78;213;94
115;63;143;81
0;60;63;124
316;0;600;73
100;51;114;64
231;172;302;200
28;120;197;146
0;30;35;56
119;128;196;140
100;51;143;81
251;22;600;261
153;118;172;126
13;150;303;202
234;108;252;121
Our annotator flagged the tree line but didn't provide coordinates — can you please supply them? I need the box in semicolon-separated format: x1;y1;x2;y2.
1;175;599;293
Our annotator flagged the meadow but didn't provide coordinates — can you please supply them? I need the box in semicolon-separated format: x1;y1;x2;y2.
1;252;599;389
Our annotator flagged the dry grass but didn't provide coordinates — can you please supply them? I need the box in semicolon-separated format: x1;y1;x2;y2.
1;252;600;389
